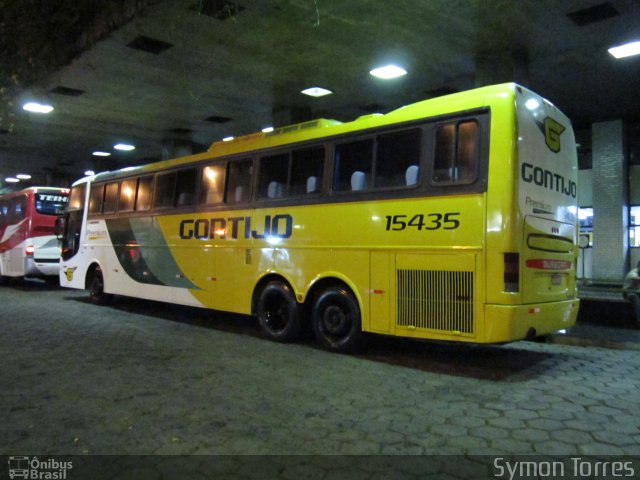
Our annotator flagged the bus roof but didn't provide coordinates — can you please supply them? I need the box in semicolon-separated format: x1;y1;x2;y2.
86;82;523;185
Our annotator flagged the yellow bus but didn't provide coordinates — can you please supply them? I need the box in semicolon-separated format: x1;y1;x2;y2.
58;83;579;352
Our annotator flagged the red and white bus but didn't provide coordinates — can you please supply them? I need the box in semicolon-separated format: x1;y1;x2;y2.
0;187;69;283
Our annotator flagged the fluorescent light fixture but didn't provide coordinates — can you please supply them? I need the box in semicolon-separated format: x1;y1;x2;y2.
92;151;111;157
369;65;407;79
16;174;32;180
262;126;274;133
5;177;19;183
84;170;96;176
114;143;135;151
608;41;640;59
222;136;234;142
301;87;333;97
22;102;54;114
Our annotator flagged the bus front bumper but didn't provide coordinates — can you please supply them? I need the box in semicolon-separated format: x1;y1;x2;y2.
484;299;579;343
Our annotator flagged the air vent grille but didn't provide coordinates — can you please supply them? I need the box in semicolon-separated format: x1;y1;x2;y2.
397;269;474;333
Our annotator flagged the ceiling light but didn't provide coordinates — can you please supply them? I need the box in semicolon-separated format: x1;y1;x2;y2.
608;41;640;59
5;177;19;183
84;170;96;176
16;174;31;180
262;126;274;133
22;102;54;114
301;87;332;97
114;143;135;151
222;136;234;142
369;65;407;79
93;151;111;157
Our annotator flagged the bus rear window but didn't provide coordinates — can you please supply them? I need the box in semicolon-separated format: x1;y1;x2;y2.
35;193;69;215
433;120;479;185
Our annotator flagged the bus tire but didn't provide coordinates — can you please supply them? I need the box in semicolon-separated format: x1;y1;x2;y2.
256;281;301;342
88;266;113;306
311;285;363;353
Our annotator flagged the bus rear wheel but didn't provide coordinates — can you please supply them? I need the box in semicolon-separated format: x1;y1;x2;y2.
256;281;301;342
88;266;113;305
311;285;363;353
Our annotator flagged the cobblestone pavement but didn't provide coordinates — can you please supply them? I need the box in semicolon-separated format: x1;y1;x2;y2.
1;281;639;476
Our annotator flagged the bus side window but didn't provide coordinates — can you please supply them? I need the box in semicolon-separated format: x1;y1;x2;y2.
291;146;324;195
433;120;479;185
175;169;197;207
154;172;176;209
199;164;225;205
225;159;253;204
333;139;373;191
375;129;421;188
118;179;137;212
258;153;289;199
136;176;154;211
88;184;105;214
0;200;9;226
103;182;119;214
13;196;27;222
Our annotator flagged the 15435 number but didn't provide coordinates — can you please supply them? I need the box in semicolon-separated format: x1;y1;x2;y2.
385;213;460;231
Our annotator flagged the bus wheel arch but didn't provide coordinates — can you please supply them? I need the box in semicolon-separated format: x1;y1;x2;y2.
86;263;113;305
253;274;302;342
306;277;365;353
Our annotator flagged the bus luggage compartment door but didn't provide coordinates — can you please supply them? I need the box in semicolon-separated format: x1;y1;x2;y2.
395;253;476;337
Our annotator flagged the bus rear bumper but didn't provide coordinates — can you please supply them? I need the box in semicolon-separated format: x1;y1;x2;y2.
484;299;579;343
25;258;60;277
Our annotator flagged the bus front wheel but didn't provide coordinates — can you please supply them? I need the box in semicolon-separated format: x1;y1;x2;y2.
88;266;113;305
311;286;363;353
256;281;302;342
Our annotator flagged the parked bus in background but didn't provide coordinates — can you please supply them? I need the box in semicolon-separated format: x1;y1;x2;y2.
58;83;579;352
0;187;69;284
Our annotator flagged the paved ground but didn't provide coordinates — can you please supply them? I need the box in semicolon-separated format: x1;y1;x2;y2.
1;280;639;478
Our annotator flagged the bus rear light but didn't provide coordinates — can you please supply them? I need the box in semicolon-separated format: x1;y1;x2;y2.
25;245;35;256
526;259;571;270
504;252;519;292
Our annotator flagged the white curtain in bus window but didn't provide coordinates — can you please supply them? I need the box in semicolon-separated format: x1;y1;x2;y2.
88;185;104;214
225;159;252;203
103;182;119;214
118;179;137;212
154;172;176;209
291;147;324;195
258;153;289;199
433;120;479;184
136;176;154;211
333;139;374;191
175;169;197;207
376;129;421;188
199;165;225;205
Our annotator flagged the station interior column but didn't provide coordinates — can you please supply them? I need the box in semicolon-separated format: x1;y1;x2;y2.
592;120;629;281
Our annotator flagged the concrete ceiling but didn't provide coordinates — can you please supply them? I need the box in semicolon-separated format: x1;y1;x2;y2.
1;0;640;192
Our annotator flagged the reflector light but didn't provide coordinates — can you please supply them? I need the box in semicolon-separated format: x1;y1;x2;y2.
526;259;571;270
25;245;35;256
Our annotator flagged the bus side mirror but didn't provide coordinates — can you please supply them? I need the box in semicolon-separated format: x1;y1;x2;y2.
54;216;66;241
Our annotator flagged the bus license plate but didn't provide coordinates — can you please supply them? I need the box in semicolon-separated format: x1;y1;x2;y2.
551;274;562;286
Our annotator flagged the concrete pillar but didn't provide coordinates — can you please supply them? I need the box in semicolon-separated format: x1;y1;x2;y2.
272;107;312;127
592;120;629;281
